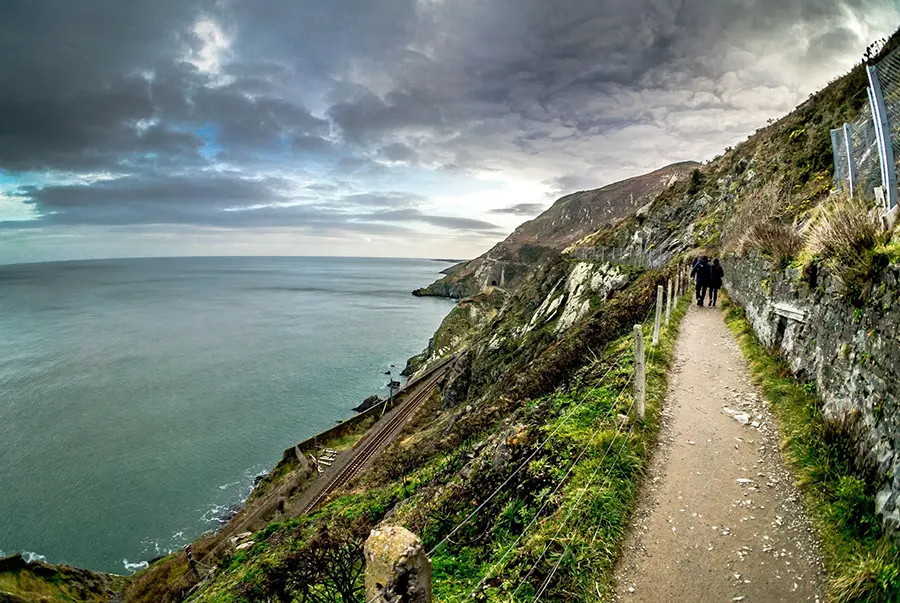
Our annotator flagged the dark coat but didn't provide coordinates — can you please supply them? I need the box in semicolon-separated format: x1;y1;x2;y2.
710;264;724;289
691;260;712;285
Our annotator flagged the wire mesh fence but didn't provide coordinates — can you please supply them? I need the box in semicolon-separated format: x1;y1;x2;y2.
875;47;900;207
832;44;900;211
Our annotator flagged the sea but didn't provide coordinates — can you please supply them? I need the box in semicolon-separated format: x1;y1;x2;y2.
0;256;455;574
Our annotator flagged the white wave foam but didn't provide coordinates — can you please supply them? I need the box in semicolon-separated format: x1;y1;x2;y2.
22;551;47;563
123;558;149;572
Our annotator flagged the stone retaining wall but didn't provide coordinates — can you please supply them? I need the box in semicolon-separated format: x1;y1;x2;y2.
724;254;900;534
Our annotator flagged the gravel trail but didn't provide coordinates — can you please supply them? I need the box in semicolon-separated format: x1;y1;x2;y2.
613;303;825;602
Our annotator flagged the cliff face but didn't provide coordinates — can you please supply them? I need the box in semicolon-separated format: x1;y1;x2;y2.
413;161;699;299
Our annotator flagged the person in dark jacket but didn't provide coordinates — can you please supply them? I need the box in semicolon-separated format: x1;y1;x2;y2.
709;258;724;307
690;256;712;306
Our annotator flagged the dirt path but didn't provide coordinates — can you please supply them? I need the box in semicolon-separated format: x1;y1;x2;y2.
613;303;825;602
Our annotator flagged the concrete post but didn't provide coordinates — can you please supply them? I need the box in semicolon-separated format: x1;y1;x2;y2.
365;526;432;603
633;325;646;420
665;279;673;326
652;285;663;346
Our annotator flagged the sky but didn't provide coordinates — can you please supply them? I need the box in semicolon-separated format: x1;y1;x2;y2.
1;1;898;264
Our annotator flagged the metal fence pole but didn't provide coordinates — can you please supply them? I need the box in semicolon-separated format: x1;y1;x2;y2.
633;325;645;420
868;65;898;210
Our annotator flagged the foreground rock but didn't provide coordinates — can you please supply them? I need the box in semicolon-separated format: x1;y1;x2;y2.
364;526;431;603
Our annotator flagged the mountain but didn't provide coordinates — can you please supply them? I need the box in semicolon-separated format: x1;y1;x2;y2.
413;161;699;298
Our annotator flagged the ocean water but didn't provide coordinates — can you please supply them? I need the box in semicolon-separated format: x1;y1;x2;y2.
0;256;455;574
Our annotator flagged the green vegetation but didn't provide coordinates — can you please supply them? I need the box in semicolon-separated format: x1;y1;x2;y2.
687;168;703;195
179;273;690;602
0;557;126;603
425;296;689;602
723;298;900;603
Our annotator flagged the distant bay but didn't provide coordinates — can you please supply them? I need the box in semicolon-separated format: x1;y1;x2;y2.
0;256;454;573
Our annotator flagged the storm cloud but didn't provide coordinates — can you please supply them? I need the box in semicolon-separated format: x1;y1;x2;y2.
1;0;898;260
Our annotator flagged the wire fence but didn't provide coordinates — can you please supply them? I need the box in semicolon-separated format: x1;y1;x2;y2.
832;44;900;212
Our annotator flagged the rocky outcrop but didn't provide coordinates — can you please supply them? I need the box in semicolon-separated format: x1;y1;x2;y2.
509;261;630;342
354;394;383;413
364;526;431;603
726;254;900;534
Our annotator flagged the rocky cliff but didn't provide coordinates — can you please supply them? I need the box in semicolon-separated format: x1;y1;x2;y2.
413;161;698;299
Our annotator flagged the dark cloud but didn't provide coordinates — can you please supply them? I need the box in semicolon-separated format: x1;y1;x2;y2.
2;0;896;239
488;203;547;216
378;143;419;163
13;173;498;235
364;209;503;233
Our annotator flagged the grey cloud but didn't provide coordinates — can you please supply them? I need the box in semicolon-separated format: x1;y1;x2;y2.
488;203;546;216
338;193;426;208
378;143;419;163
365;208;503;233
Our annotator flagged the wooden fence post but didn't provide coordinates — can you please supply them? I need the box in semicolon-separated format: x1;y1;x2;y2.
665;279;673;326
633;325;646;419
652;285;663;346
674;273;680;307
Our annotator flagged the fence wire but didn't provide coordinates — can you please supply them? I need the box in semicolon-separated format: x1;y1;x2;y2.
832;45;900;209
850;105;882;196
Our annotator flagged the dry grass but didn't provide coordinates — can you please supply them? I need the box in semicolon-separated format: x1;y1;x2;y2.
801;192;890;300
722;180;785;250
804;193;884;264
740;222;803;267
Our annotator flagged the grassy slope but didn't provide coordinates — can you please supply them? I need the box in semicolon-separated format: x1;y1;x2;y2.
0;558;126;603
427;296;689;602
722;298;900;603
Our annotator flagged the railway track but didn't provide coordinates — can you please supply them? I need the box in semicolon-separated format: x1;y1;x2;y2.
302;366;448;513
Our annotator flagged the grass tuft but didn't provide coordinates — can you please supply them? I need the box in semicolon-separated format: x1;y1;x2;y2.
740;222;803;268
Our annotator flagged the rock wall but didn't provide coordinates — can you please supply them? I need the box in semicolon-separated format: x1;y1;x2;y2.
724;254;900;534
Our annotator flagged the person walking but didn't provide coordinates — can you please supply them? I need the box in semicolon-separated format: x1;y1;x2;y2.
690;256;712;307
709;258;724;307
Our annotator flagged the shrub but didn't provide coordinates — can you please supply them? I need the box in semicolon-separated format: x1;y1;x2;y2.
740;222;803;268
802;192;890;301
